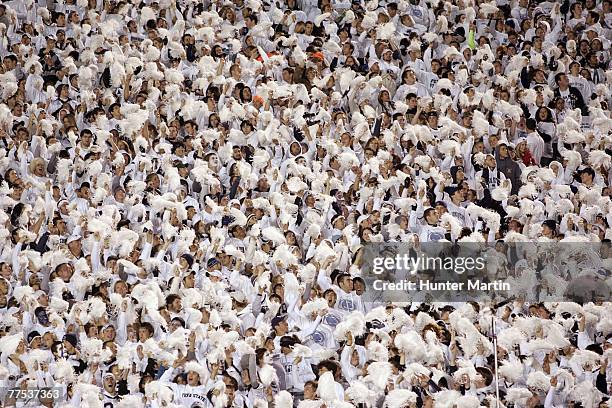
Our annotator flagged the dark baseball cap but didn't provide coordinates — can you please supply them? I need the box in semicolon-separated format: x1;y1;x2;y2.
271;315;287;328
279;336;299;348
27;331;41;343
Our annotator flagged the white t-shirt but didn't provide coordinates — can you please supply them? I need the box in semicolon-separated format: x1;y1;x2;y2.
528;130;547;161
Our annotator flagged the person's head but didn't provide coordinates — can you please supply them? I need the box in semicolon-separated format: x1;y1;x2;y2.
279;336;297;354
55;263;74;282
281;66;294;83
318;360;339;378
28;330;42;349
450;186;464;204
516;138;529;154
138;322;154;341
228;63;242;80
42;331;56;349
102;373;116;393
402;68;416;85
186;369;201;386
113;186;126;202
2;54;18;71
166;294;182;313
580;167;595;185
67;236;82;256
272;316;288;336
590;37;602;52
381;48;394;62
353;277;366;295
555;73;569;89
80;128;93;147
424;208;439;225
84;322;99;338
50;340;64;358
475;367;493;388
240;86;252;103
63;334;78;353
535;108;550;123
232;145;243;161
304;380;318;399
571;1;583;16
184;120;197;136
55;11;66;26
498;142;509;159
29;158;46;177
379;89;391;103
323;288;337;307
0;262;12;280
245;14;258;28
342;42;355;57
542;220;556;238
338;274;354;292
224;376;238;401
586;51;599;68
101;324;116;342
146;173;160;190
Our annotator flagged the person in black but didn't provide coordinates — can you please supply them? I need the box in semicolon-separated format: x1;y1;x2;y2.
553;73;588;116
495;142;522;196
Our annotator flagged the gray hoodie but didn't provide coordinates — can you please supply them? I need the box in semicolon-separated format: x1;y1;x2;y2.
495;145;522;196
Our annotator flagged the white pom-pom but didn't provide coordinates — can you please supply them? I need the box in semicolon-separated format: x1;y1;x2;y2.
527;371;551;393
438;139;460;157
364;361;393;390
274;391;293;408
384;389;418;408
334;311;366;341
261;226;286;245
258;364;278;387
317;371;338;402
588;150;611;169
498;360;524;383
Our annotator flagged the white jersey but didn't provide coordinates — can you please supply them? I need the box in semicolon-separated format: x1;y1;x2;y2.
419;224;447;242
334;289;364;314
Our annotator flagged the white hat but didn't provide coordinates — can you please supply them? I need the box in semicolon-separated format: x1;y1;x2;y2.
67;234;81;244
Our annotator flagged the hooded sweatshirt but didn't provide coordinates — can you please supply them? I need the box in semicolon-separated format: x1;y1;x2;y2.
495;145;522;196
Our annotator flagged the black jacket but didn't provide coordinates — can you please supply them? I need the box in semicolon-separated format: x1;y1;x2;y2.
554;86;588;116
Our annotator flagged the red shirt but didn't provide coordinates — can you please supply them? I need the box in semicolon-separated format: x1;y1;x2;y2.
521;150;537;166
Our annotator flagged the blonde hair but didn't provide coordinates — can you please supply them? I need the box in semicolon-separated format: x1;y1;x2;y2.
29;158;46;176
